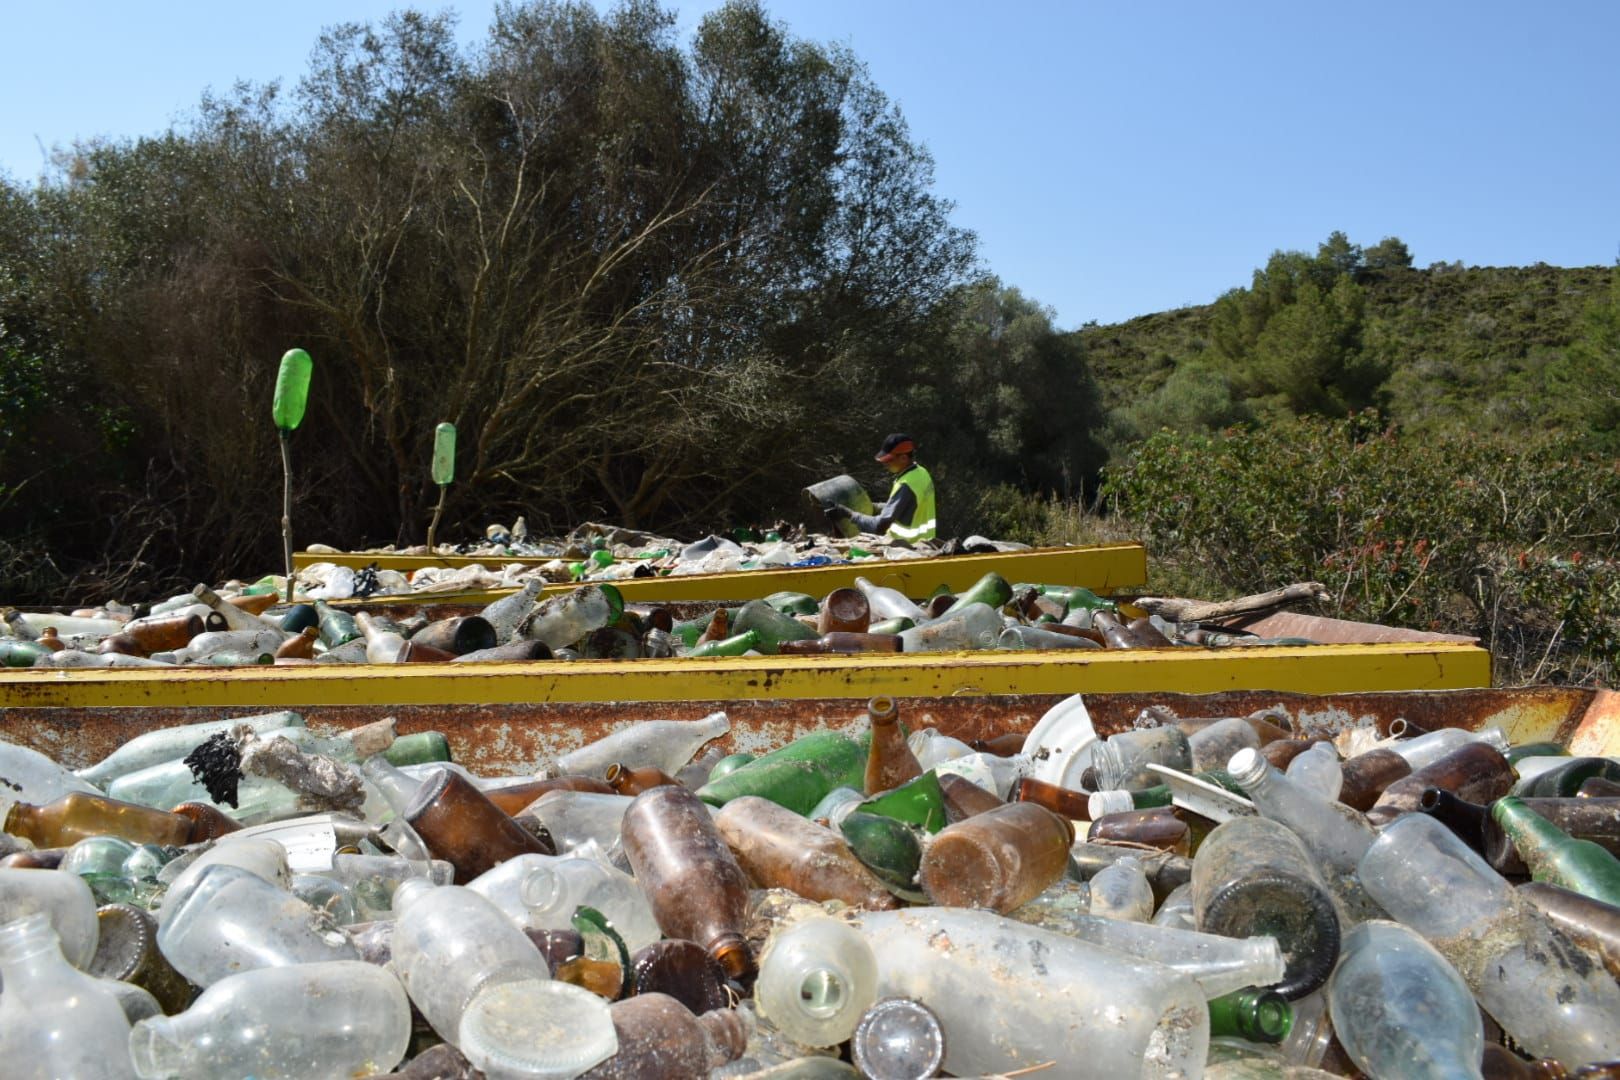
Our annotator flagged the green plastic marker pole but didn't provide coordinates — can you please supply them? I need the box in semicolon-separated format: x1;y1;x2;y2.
272;348;313;601
426;422;456;551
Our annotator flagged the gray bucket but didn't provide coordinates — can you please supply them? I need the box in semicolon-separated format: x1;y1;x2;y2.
803;475;874;538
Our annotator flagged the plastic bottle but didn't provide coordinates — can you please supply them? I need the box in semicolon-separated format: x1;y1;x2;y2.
756;916;879;1047
715;796;899;911
548;712;730;780
620;785;756;981
156;863;359;986
128;960;410;1080
864;696;923;795
1357;813;1620;1063
1193;817;1342;1000
919;801;1073;913
0;912;136;1080
1327;920;1484;1080
852;907;1209;1078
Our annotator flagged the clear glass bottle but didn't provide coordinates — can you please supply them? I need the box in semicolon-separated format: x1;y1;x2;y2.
850;998;946;1080
1189;718;1263;775
756;916;879;1048
355;611;407;663
714;796;899;911
919;802;1073;913
620;785;756;982
0;738;103;814
1153;881;1198;931
520;790;634;855
128;960;411;1080
1387;726;1509;771
457;977;619;1080
479;580;543;643
75;710;304;787
547;712;730;780
852;576;928;623
1087;853;1156;922
852;907;1208;1078
467;852;661;952
1284;742;1344;802
1193;816;1342;1000
897;602;1003;652
0;912;136;1080
1091;726;1194;791
519;583;624;649
156;863;359;986
1327;919;1484;1080
1357;813;1620;1063
1227;747;1383;922
0;866;99;972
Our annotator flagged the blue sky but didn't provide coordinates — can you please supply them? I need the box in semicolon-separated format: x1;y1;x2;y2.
3;1;1616;327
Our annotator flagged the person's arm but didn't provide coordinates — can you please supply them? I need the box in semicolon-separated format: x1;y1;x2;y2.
833;484;917;535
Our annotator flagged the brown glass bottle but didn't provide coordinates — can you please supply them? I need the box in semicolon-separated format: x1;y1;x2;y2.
484;775;615;816
579;992;748;1080
1416;787;1489;854
124;613;204;653
1483;1044;1620;1080
226;592;279;615
1128;616;1173;647
1581;777;1620;798
402;767;553;883
1367;741;1516;825
1033;622;1107;646
619;785;756;982
1336;747;1414;811
864;696;922;795
449;639;554;663
940;773;1006;821
397;640;457;663
818;587;871;634
169;801;243;842
714;795;899;910
98;633;146;656
694;608;729;647
1014;776;1093;820
274;627;320;660
1519;881;1620;981
88;903;195;1015
4;793;192;848
778;632;903;655
35;626;66;653
1483;797;1620;875
605;763;680;797
920;801;1074;913
1260;738;1320;771
972;732;1030;758
0;848;67;869
628;940;731;1015
379;1044;481;1080
1091;609;1139;650
1089;807;1192;856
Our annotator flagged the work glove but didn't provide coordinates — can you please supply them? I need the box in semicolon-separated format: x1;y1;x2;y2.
822;503;851;521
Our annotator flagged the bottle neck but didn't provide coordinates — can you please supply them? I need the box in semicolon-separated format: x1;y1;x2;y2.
2;801;41;843
1493;797;1574;858
128;1017;187;1077
0;913;65;978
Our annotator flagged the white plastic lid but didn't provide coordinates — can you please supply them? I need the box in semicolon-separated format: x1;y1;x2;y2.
458;978;617;1079
1021;694;1099;790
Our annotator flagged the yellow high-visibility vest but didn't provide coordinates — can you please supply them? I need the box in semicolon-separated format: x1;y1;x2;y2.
887;464;936;542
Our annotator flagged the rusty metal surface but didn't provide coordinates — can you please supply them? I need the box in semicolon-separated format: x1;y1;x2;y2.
5;686;1597;776
1219;610;1479;645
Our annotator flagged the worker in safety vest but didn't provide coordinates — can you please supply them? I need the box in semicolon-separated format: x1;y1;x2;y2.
824;433;937;542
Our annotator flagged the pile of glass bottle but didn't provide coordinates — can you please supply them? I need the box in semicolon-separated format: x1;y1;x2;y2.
3;695;1620;1078
2;572;1308;669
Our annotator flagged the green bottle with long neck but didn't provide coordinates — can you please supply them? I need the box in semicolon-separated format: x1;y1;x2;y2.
697;730;868;816
314;601;360;648
1492;796;1620;907
729;600;817;653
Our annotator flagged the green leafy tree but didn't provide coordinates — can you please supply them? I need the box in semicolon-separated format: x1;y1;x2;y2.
1546;264;1620;452
1362;236;1413;272
1248;275;1388;415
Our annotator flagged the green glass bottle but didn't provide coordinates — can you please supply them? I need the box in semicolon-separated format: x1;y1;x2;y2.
1063;586;1117;615
858;770;948;834
708;753;755;782
730;600;817;653
314;600;360;648
1506;741;1569;765
672;606;744;649
0;640;50;667
382;731;453;767
944;572;1013;615
1207;987;1292;1044
764;592;819;618
867;617;914;636
697;730;868;815
1492;796;1620;907
1515;758;1620;797
840;811;923;895
687;630;761;658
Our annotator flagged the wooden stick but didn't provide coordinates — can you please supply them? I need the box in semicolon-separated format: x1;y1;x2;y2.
1132;582;1330;623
